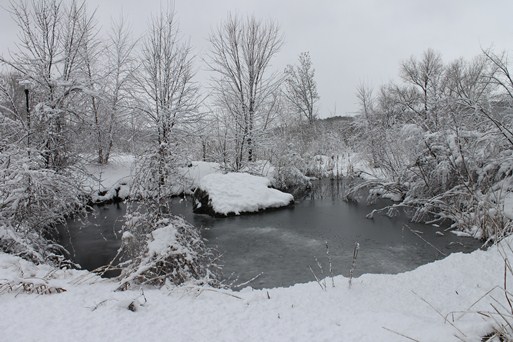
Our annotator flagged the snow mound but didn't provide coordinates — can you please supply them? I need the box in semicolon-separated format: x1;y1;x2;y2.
194;172;294;216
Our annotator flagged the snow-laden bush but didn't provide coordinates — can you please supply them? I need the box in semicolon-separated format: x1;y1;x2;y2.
128;149;180;201
116;207;219;289
351;50;513;240
0;145;86;264
355;126;513;241
114;145;219;288
269;147;310;197
305;154;352;179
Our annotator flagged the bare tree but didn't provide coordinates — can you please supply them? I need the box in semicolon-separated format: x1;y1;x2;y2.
76;11;105;163
399;48;445;130
479;49;513;147
81;16;137;164
284;51;319;124
208;14;282;169
355;83;380;167
101;17;137;163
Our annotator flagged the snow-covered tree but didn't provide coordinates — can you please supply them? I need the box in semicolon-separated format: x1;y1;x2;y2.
100;18;137;163
115;9;217;288
398;48;446;131
130;9;200;202
0;0;95;264
1;0;97;170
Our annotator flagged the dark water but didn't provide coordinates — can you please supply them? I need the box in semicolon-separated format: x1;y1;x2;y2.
61;179;482;289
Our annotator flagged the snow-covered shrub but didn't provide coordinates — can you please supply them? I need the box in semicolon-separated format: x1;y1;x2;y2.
270;146;311;197
115;143;219;288
117;207;219;289
128;148;184;201
351;50;513;240
354;125;513;240
0;145;86;264
306;154;348;179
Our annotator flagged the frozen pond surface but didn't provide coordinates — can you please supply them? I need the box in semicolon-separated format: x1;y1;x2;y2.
62;179;482;289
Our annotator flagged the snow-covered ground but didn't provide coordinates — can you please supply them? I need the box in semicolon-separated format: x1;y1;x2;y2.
195;172;294;215
82;154;134;202
1;238;510;341
171;161;221;195
3;153;509;340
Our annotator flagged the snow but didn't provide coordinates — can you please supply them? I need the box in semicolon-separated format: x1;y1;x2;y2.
83;154;134;202
196;172;294;215
1;238;512;341
504;192;513;220
171;161;221;195
147;225;178;256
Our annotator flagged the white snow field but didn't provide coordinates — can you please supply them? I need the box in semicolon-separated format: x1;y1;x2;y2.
195;172;294;215
0;237;509;341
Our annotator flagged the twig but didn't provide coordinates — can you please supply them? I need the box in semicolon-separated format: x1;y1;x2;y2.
89;299;116;311
411;290;466;337
405;224;447;257
190;287;243;300
382;326;420;342
325;241;335;288
233;272;264;289
349;242;359;288
453;285;513;321
309;266;326;291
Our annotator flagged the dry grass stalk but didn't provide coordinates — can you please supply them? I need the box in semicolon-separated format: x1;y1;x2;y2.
0;281;66;295
348;242;359;288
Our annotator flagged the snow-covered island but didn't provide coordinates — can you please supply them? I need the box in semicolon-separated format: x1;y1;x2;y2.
193;172;294;216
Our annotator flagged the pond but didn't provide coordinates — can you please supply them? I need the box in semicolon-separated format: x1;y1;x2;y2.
61;178;482;289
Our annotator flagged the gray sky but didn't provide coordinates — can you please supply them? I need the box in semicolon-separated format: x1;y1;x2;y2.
1;0;513;117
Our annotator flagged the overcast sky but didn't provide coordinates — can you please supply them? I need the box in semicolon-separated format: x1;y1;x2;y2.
1;0;513;117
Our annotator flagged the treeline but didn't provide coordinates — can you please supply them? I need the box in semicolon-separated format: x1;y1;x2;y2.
353;48;513;241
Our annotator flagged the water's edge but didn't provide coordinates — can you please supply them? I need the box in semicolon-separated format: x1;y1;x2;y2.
60;179;482;289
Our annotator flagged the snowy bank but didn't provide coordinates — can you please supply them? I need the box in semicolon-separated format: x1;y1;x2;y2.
171;161;221;195
193;172;294;216
83;154;134;203
1;238;511;341
83;157;221;203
